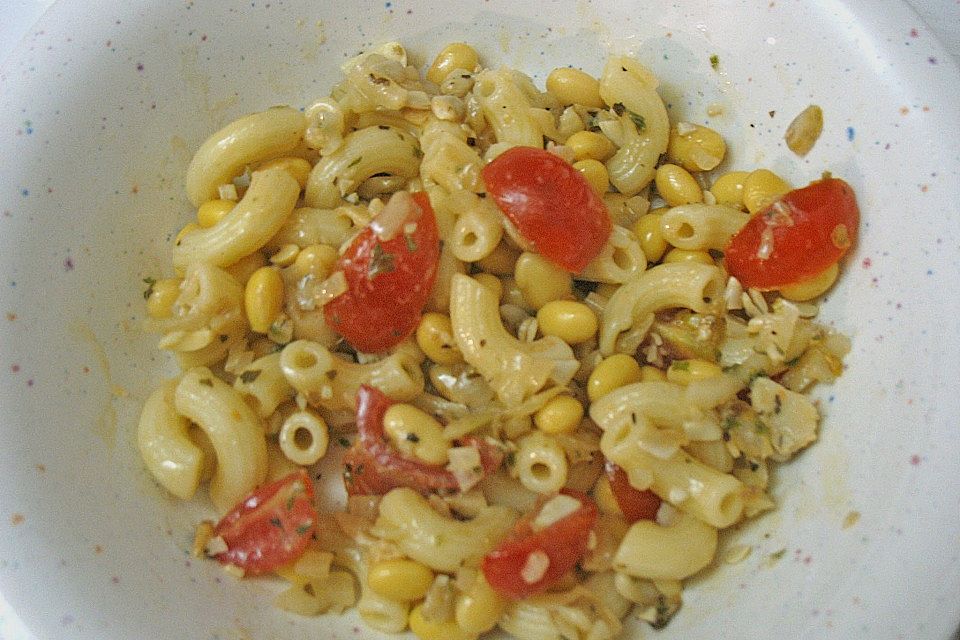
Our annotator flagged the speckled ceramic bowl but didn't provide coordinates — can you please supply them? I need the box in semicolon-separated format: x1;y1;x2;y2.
1;1;959;639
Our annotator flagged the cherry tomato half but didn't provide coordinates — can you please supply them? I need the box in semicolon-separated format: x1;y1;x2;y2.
725;177;859;289
212;469;317;575
605;460;661;522
342;385;504;496
482;489;598;599
324;191;440;353
481;146;612;273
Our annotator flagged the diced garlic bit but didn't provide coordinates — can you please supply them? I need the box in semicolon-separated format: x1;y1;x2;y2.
784;104;823;156
223;563;246;579
532;494;582;531
750;376;819;458
723;544;753;564
316;270;347;306
546;141;576;164
218;183;239;201
370;190;418;241
655;501;678;527
446;445;483;492
521;550;551;584
741;288;769;317
517;317;539;343
667;488;689;504
675;121;697;136
587;530;598;551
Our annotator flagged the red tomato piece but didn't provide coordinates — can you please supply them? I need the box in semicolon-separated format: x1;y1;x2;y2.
482;489;598;599
725;177;859;289
343;385;504;496
324;191;440;352
481;146;612;273
212;469;317;575
605;460;661;522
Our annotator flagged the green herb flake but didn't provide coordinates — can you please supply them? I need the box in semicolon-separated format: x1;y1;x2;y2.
672;361;691;372
770;548;787;562
710;54;720;71
404;232;418;252
367;243;396;280
286;481;304;510
338;437;351;448
628;110;646;131
239;370;261;384
198;378;214;388
295;522;312;536
142;277;157;300
612;102;626;116
347;156;363;168
413;146;424;159
269;517;282;528
405;432;420;443
218;334;229;343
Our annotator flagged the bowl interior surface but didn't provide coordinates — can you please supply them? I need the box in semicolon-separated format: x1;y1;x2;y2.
1;1;959;639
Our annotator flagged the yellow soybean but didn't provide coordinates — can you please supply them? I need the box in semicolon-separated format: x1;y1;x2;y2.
244;266;285;334
546;67;604;108
633;211;668;263
409;604;477;640
427;43;480;85
655;163;703;206
536;300;598;344
588;354;642;401
533;395;584;435
367;559;434;602
743;169;790;214
416;312;463;365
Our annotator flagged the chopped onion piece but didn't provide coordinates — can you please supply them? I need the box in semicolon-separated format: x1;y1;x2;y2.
218;183;239;201
532;494;581;531
757;226;775;260
370;190;420;241
317;270;348;306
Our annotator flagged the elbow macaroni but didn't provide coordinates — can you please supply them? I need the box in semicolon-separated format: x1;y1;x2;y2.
137;40;855;640
174;168;300;270
185;105;307;207
173;367;268;513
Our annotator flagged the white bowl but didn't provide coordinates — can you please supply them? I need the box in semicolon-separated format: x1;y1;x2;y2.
2;1;959;639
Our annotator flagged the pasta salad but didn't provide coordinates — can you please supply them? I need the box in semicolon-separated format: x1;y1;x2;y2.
138;41;858;639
